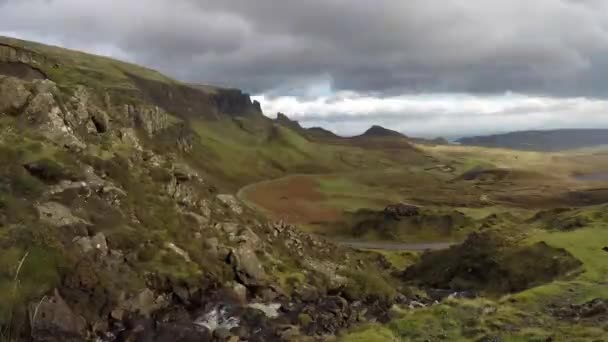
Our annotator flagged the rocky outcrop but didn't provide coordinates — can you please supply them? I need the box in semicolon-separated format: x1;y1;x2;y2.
123;103;176;136
0;76;87;150
29;290;87;342
403;232;582;294
0;43;47;66
0;75;31;115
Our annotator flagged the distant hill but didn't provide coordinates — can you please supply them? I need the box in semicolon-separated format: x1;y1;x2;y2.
457;129;608;151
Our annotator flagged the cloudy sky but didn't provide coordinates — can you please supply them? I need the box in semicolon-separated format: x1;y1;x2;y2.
2;0;608;137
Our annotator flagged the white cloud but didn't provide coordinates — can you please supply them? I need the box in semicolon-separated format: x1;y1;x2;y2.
252;93;608;138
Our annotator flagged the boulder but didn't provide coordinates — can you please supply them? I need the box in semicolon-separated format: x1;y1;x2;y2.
225;282;248;304
229;246;268;286
29;290;87;342
235;226;262;250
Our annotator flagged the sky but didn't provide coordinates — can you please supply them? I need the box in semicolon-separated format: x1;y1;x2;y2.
2;0;608;138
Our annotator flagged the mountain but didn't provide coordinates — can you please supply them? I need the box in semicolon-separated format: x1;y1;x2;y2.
0;36;412;341
359;125;406;138
458;129;608;151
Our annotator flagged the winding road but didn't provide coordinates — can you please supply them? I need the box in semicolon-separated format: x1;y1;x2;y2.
336;240;456;251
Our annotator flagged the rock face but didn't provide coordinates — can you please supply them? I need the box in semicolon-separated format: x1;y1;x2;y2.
29;290;87;342
124;104;176;136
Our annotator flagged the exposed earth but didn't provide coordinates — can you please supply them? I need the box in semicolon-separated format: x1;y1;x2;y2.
0;36;607;342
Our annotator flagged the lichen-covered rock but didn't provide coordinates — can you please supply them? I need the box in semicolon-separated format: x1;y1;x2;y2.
29;290;87;342
229;246;268;286
124;104;176;135
36;202;90;227
0;75;31;115
217;194;243;214
23;80;86;150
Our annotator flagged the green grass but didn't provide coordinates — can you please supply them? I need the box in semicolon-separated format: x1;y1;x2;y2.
1;36;175;93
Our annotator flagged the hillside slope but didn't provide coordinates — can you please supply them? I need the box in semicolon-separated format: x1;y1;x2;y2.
0;36;413;341
458;128;608;151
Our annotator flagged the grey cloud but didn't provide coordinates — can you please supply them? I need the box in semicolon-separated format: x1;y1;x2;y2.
2;0;608;97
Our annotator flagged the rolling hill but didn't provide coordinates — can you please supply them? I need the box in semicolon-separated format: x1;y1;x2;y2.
458;128;608;151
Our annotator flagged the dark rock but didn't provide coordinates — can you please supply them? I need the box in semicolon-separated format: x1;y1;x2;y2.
384;203;420;218
602;246;608;252
91;110;110;133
